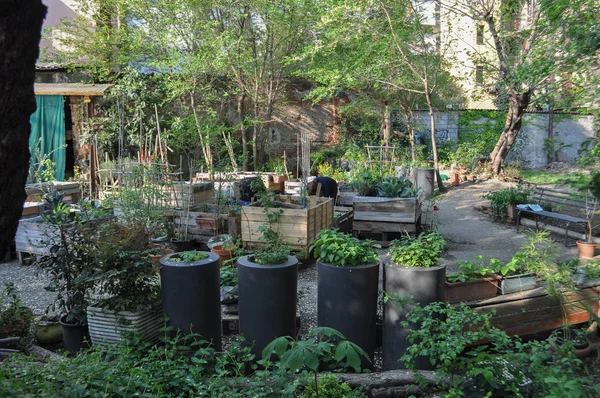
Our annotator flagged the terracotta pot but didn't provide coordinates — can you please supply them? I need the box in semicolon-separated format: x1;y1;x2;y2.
576;240;597;259
550;328;593;359
506;203;517;220
211;245;233;267
450;172;460;186
273;174;288;184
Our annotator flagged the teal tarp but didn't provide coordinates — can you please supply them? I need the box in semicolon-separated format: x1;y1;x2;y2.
29;95;66;181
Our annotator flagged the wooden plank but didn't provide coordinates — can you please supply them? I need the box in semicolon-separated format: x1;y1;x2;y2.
353;220;417;234
354;211;416;223
240;213;309;224
242;221;309;240
354;201;417;214
471;284;600;336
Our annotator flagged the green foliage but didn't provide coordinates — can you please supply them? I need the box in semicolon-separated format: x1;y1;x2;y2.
310;229;380;267
301;373;364;398
219;265;238;287
376;176;418;198
388;231;446;267
447;256;501;283
262;327;370;374
168;251;209;263
252;183;292;265
36;193;95;325
482;185;534;220
505;230;561;278
0;282;32;329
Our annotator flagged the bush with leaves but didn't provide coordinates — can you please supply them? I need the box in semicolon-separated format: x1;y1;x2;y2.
376;176;418;198
388;231;446;267
482;185;533;220
310;229;380;266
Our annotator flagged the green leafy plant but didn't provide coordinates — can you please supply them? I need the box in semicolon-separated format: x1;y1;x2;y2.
36;193;95;325
482;185;533;220
447;256;501;283
89;220;160;312
503;230;560;277
388;231;446;267
262;327;369;397
169;250;210;263
0;282;32;329
376;176;418;198
250;180;291;265
220;266;238;287
310;229;380;266
301;373;364;398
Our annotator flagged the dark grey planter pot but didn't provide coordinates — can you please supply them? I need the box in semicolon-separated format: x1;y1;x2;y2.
383;261;446;370
160;251;221;351
59;316;90;354
318;261;380;367
237;255;298;357
414;167;435;197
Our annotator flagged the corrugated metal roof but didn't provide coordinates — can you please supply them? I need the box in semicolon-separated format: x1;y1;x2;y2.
34;83;112;96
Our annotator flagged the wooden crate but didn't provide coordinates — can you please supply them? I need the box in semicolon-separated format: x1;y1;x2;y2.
334;206;354;234
469;281;600;337
165;209;230;243
352;191;423;235
241;196;334;255
25;182;81;203
15;217;58;256
284;180;303;195
159;181;214;208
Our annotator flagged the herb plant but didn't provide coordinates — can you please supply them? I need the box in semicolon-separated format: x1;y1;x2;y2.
0;282;32;329
482;185;533;220
388;231;446;267
447;256;501;283
169;250;210;263
310;229;380;266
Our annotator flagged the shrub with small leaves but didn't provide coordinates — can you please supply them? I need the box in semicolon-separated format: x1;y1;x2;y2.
310;229;380;266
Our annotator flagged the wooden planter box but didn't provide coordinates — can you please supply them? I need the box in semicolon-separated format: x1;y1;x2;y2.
165;208;230;243
284;180;303;195
334;206;354;234
469;281;600;337
352;191;423;236
159;181;214;208
241;196;334;256
14;216;58;256
445;275;502;303
339;190;359;206
499;273;537;295
87;302;163;347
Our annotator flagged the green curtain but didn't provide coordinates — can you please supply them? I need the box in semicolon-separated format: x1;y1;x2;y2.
29;95;66;181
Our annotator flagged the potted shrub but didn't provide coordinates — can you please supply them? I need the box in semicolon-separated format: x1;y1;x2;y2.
550;327;592;359
0;282;33;342
86;220;164;347
311;228;380;367
160;250;222;350
445;257;502;303
483;185;533;221
36;192;94;353
383;230;446;370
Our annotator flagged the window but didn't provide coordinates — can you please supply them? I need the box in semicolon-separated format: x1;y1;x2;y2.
475;65;484;85
476;24;484;45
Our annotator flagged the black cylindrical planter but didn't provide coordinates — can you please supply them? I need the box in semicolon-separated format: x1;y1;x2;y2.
318;261;380;367
383;262;446;370
414;167;435;197
160;252;222;351
59;316;90;354
237;255;298;357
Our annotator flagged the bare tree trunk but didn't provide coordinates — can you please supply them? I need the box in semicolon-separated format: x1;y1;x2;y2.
489;89;531;175
383;101;391;161
0;0;47;260
252;84;260;171
237;93;248;171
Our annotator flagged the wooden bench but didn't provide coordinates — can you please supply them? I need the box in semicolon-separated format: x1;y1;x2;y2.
516;187;595;245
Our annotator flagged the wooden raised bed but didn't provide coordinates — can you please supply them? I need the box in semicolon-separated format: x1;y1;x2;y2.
165;208;232;243
352;190;423;237
14;217;58;258
334;206;354;234
241;196;334;256
468;280;600;337
158;181;214;208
